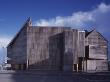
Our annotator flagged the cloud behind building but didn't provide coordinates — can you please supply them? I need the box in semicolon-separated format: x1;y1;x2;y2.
35;3;110;32
35;2;110;59
0;2;110;64
0;36;11;64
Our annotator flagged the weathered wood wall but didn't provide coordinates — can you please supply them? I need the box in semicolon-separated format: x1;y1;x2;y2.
85;60;108;71
49;33;64;70
85;30;108;71
63;29;85;71
7;26;27;64
63;30;75;71
7;23;108;71
7;26;86;71
27;27;70;70
85;30;107;59
78;31;85;57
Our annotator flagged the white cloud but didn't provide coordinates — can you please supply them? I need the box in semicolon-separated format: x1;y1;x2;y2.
35;2;110;60
0;3;110;63
35;3;110;33
0;35;11;64
98;3;110;13
36;12;94;28
0;36;11;48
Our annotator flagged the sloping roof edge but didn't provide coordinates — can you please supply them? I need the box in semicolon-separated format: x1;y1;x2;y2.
86;29;108;42
7;17;32;47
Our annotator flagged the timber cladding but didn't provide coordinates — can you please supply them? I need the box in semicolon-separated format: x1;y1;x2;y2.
7;18;108;71
27;27;72;70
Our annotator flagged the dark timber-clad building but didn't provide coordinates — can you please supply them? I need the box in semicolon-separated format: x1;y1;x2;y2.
7;18;108;72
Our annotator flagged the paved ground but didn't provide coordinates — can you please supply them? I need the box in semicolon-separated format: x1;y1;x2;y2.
0;71;110;82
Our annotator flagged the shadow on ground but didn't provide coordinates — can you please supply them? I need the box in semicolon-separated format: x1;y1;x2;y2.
1;70;110;82
11;71;88;82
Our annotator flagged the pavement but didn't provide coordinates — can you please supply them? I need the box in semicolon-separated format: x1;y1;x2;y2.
0;70;110;82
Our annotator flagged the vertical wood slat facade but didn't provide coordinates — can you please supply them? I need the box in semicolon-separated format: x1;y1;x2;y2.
27;27;71;70
7;18;108;71
85;30;108;71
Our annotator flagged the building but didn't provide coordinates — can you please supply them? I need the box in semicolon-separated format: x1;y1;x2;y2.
7;18;108;72
85;30;108;71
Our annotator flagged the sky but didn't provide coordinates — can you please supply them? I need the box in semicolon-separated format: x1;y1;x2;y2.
0;0;110;64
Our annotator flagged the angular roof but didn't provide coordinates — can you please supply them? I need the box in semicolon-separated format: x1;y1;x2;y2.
7;17;32;47
85;29;108;42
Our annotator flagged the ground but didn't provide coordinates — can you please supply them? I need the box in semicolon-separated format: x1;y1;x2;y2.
0;71;110;82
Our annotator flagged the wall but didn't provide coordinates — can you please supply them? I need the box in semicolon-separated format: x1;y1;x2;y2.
86;60;108;71
7;26;28;64
63;30;79;71
85;30;108;71
27;27;70;70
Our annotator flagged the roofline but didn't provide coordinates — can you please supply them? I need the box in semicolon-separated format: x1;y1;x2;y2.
97;31;108;42
32;26;71;28
7;25;26;47
86;29;108;42
7;17;32;47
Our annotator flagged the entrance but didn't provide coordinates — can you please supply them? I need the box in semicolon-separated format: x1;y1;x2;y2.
74;64;78;71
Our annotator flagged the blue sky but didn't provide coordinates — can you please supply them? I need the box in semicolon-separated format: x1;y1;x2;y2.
0;0;110;64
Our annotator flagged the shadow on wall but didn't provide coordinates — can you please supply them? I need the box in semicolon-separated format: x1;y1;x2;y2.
11;57;75;82
10;33;75;82
11;70;77;82
28;33;64;71
63;48;73;71
49;33;64;71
